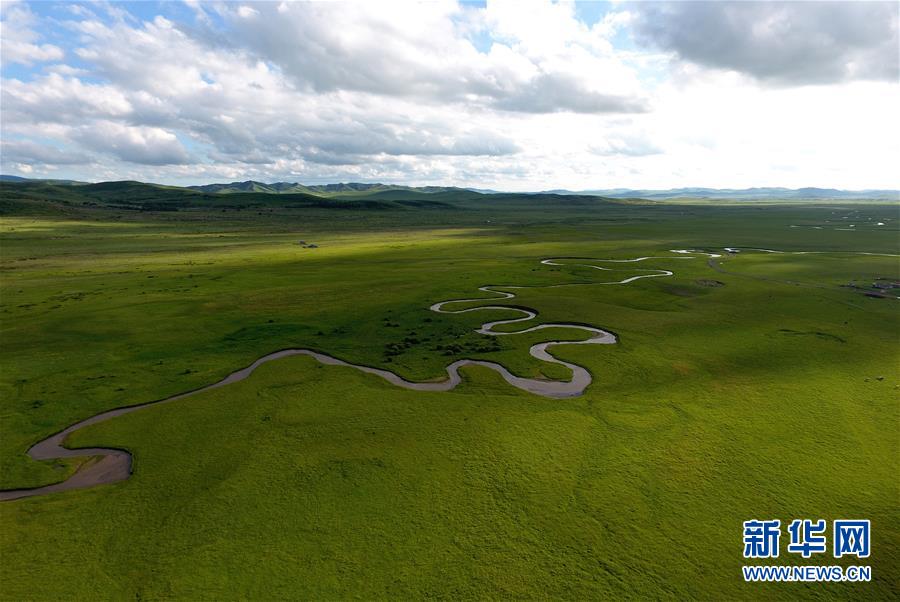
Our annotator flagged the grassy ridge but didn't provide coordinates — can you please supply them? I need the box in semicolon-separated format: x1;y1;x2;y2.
0;186;898;599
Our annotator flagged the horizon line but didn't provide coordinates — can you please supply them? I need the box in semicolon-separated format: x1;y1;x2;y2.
2;175;898;195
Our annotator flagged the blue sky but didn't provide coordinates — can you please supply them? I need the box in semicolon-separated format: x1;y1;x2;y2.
1;1;897;189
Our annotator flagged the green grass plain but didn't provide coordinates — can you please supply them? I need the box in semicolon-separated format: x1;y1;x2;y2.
0;183;898;599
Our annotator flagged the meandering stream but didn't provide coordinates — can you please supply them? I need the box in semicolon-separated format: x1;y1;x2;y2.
2;247;892;500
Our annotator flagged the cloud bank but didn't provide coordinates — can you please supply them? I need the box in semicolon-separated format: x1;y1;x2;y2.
631;1;899;85
0;1;897;189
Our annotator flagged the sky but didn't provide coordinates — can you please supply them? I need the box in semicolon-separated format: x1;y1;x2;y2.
1;0;898;190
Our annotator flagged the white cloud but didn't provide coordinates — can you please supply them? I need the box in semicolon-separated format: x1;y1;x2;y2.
2;73;133;122
0;0;897;190
0;2;64;66
72;122;190;165
4;9;524;171
631;1;900;85
0;138;91;165
201;0;646;114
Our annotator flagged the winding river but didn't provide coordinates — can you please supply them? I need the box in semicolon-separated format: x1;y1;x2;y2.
2;247;893;500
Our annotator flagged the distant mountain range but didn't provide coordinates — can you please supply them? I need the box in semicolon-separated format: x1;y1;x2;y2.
186;180;900;200
541;187;900;200
183;180;900;200
2;176;897;201
186;180;467;196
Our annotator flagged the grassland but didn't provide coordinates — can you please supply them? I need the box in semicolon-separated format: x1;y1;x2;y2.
0;182;898;599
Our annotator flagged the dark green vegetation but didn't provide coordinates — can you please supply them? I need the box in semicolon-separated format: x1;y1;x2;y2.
0;181;898;599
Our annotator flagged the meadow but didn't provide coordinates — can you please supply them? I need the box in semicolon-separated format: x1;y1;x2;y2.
0;183;897;599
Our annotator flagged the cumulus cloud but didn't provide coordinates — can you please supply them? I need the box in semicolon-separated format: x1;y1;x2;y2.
0;1;897;189
2;73;133;122
0;138;91;165
197;1;647;114
72;122;190;165
630;1;900;85
0;2;64;66
0;11;523;170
